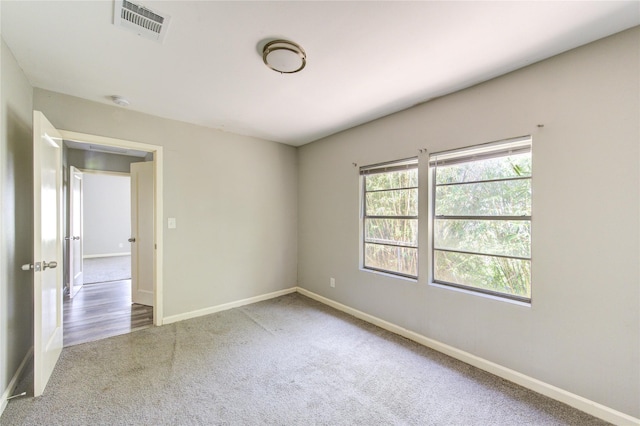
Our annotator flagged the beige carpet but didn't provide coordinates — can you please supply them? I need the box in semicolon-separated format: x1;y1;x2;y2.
82;255;131;284
2;293;607;425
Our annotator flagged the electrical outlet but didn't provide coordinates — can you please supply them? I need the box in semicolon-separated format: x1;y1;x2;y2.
330;277;335;288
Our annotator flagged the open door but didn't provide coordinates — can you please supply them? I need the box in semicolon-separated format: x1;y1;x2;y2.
130;161;154;306
68;166;83;297
22;111;63;396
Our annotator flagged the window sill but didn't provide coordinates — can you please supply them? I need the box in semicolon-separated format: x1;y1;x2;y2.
429;282;531;307
361;267;418;283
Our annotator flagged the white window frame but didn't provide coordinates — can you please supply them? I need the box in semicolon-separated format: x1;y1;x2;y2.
429;136;532;302
360;157;419;279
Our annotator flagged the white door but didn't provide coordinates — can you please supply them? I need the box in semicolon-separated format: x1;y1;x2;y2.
27;111;63;396
68;166;83;297
130;161;154;306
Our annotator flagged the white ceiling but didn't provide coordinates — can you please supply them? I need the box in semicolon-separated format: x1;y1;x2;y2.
2;1;638;146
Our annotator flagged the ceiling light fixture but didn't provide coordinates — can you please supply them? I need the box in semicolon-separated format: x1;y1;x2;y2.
262;39;306;74
111;95;130;107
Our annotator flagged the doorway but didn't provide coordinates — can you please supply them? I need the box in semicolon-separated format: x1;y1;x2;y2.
79;170;132;286
64;167;150;346
59;131;164;346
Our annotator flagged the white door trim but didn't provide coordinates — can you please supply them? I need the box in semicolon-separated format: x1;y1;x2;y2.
59;130;164;326
79;169;130;178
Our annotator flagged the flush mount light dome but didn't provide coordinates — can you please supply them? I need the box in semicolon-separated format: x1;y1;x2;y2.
262;39;306;74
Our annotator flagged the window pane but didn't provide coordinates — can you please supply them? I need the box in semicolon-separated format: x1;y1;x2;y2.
435;179;530;217
366;188;418;216
365;243;417;277
366;169;418;191
434;250;530;298
365;218;417;247
434;219;530;258
435;153;531;185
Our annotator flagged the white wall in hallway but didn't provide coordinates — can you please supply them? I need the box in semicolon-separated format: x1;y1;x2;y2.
82;172;131;257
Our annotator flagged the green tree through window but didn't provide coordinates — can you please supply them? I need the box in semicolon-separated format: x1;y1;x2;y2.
430;137;532;301
361;159;418;278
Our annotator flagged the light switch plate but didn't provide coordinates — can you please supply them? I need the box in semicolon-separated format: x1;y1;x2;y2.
168;217;176;229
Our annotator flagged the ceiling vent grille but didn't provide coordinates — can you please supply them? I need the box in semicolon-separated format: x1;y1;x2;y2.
113;0;171;43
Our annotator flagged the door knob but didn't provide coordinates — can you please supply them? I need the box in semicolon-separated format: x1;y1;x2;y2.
128;238;136;243
73;236;80;240
42;261;57;270
22;262;41;271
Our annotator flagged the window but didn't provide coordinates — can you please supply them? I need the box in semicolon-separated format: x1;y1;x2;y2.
430;137;532;302
361;158;418;278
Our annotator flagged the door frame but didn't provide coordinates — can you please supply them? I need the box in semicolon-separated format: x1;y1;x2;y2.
59;130;164;325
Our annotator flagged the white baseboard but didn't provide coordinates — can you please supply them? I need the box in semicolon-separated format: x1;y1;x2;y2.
83;252;131;259
296;287;639;426
162;287;297;325
0;346;33;417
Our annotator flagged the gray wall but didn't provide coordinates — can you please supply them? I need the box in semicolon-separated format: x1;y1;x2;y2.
297;28;639;417
33;89;299;318
0;39;34;408
82;173;131;257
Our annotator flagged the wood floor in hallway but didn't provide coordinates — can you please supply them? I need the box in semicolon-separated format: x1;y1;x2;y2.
63;280;153;347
